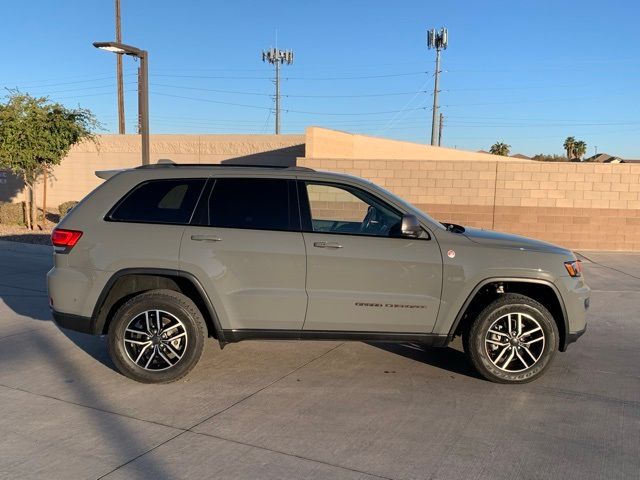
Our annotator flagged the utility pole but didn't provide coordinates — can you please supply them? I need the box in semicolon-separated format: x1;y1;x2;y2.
115;0;125;134
438;112;444;146
262;48;294;134
427;28;448;146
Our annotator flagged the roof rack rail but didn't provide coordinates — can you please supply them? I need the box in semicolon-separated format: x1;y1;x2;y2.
135;162;314;172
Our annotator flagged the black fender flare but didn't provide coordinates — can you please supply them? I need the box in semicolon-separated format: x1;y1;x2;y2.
90;267;226;345
447;277;569;350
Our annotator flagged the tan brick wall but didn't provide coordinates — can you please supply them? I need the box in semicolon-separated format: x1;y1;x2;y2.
298;157;640;251
305;126;508;162
307;183;369;222
3;126;637;251
3;134;304;208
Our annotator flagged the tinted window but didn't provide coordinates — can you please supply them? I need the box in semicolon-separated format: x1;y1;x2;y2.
207;178;294;231
304;183;402;237
110;178;206;224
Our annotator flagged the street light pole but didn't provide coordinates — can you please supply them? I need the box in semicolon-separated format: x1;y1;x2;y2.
139;50;150;165
93;41;150;165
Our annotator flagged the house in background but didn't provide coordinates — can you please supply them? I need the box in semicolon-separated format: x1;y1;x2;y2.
585;153;640;163
511;153;532;160
586;153;624;163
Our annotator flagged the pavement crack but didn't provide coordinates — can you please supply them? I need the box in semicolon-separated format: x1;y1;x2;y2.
0;282;47;294
96;431;187;480
191;430;395;480
0;328;45;341
0;383;181;431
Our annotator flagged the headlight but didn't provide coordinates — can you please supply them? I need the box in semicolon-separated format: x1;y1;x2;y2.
564;260;582;277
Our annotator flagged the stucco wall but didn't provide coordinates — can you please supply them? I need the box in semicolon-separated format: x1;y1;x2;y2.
2;127;638;251
305;126;508;162
297;157;640;251
4;134;304;208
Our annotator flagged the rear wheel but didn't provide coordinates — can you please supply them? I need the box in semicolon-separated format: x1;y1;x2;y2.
464;293;559;384
108;289;205;383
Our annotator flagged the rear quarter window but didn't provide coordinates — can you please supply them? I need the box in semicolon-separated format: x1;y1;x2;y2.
108;178;206;224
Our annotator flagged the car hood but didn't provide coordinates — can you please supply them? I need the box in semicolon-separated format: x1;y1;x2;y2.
462;227;570;254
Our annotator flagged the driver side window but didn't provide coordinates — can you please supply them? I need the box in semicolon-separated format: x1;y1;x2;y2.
305;183;402;237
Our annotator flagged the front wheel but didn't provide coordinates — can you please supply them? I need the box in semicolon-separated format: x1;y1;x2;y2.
464;293;559;384
108;289;206;383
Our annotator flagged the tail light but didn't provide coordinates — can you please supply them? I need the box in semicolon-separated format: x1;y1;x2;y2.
51;228;83;253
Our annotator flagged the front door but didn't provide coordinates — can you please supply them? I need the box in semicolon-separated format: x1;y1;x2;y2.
299;181;442;333
180;177;307;331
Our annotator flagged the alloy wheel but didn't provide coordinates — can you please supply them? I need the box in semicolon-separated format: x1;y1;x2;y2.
484;312;545;372
123;309;188;371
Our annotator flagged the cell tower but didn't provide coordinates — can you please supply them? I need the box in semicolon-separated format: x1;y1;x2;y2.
262;48;294;134
427;27;448;146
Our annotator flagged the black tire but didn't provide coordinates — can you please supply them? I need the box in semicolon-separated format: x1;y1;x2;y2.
107;289;206;383
464;293;559;384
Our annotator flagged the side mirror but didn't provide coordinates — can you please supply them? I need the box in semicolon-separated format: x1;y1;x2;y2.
401;214;421;238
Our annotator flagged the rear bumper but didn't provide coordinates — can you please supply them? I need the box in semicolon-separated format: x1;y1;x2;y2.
51;309;94;335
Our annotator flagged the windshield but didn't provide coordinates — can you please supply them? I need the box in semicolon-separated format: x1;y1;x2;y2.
361;178;447;231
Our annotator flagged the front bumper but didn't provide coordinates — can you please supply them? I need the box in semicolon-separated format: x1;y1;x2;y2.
555;275;590;351
564;324;587;349
51;309;94;335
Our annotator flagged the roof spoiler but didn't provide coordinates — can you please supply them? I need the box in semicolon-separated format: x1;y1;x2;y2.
96;160;176;179
95;169;129;180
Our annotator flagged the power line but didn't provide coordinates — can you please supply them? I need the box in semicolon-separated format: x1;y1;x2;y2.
284;90;429;98
376;77;432;134
150;82;429;98
0;74;137;90
282;71;428;80
151;83;271;96
152;92;272;111
151;91;429;116
150;70;427;81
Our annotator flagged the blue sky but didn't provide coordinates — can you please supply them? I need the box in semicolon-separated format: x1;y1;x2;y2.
2;0;639;157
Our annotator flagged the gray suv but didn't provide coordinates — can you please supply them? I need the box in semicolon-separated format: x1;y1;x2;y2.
47;163;589;384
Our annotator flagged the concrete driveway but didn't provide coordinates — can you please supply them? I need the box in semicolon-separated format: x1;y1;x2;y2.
0;240;638;480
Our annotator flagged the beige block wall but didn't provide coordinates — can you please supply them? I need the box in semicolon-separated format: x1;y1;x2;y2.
4;134;304;208
298;157;640;251
2;126;637;251
305;126;508;162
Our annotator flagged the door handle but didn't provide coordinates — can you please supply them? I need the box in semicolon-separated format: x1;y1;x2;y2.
313;241;343;249
191;234;222;242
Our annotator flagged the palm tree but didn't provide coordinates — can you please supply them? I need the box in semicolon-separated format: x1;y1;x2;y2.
490;142;511;156
573;140;587;161
563;136;576;160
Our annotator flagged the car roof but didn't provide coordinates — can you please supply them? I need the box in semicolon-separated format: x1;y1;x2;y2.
95;162;360;182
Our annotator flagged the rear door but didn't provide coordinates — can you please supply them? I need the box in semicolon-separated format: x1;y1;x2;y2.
180;177;307;331
299;181;442;333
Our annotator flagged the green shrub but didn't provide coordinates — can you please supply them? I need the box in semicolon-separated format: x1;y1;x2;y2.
58;201;79;217
0;202;25;225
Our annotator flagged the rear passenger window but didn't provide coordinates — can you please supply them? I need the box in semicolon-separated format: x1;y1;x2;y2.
109;179;206;224
206;178;296;231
